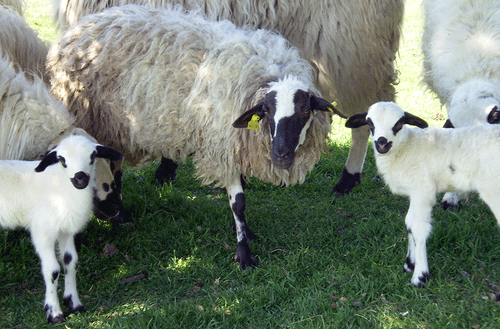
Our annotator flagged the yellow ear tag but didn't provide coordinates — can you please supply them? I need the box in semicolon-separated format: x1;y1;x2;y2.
247;114;260;130
327;101;338;113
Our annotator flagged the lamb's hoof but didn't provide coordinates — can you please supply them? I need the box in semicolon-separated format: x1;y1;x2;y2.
332;167;360;195
441;200;461;211
234;241;259;270
45;305;64;323
411;272;430;288
63;295;85;314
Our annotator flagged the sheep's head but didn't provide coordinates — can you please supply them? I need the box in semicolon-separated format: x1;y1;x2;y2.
34;135;123;190
233;77;345;169
446;79;500;128
345;102;428;155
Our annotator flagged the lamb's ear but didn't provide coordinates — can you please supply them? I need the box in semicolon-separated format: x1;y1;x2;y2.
403;112;428;128
310;95;347;118
95;145;123;161
443;119;455;128
35;151;59;172
487;105;500;124
232;102;264;128
345;112;368;128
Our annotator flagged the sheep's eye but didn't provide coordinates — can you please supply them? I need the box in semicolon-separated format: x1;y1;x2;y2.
366;118;375;134
58;155;67;168
90;151;97;165
302;107;311;114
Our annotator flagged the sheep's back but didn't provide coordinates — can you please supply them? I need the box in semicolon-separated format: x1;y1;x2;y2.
422;0;500;104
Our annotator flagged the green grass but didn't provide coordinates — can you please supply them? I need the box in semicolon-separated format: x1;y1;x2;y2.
2;0;500;327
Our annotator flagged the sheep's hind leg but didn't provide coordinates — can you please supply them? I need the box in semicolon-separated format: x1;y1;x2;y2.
31;233;64;323
332;126;369;195
154;157;178;184
405;196;434;287
227;176;258;269
58;233;85;315
441;192;462;211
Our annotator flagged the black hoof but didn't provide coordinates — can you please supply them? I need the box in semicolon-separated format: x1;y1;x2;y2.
333;167;361;195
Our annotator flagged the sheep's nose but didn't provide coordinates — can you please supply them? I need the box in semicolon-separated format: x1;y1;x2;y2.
71;171;90;189
374;137;393;154
271;137;294;169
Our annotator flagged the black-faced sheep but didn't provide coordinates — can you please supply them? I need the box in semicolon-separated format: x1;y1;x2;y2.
50;0;404;195
0;134;122;323
346;101;500;287
0;54;125;224
422;0;500;209
46;4;345;269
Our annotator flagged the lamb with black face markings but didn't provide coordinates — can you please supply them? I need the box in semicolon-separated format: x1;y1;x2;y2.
47;4;345;270
346;101;500;287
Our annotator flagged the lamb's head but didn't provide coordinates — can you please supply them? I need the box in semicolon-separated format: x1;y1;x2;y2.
446;79;500;128
345;102;428;155
34;135;122;190
233;76;345;169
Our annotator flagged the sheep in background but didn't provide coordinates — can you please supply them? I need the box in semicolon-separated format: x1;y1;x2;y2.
47;5;345;269
0;134;122;323
422;0;500;209
0;0;23;15
346;101;500;287
50;0;404;195
0;54;125;224
0;4;49;82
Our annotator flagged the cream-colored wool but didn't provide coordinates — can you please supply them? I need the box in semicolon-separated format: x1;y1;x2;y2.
0;4;49;82
51;0;404;187
47;5;332;188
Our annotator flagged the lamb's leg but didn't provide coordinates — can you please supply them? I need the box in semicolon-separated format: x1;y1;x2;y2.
332;126;369;195
58;233;85;314
226;176;258;269
31;233;64;323
404;195;434;287
154;157;178;184
441;192;462;211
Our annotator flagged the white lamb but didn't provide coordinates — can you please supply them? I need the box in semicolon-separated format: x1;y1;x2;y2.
47;4;345;269
0;134;122;323
346;101;500;287
50;0;404;195
0;53;125;224
422;0;500;209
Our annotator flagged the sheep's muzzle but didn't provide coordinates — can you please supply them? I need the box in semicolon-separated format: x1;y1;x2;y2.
71;172;90;189
374;137;393;154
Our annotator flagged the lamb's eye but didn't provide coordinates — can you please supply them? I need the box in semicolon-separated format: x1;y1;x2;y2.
302;107;311;114
58;155;67;168
90;151;97;165
367;119;375;133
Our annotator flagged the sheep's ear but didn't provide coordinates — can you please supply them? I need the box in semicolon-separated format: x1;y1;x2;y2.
443;119;454;128
96;145;123;161
403;112;428;128
232;102;264;129
310;95;347;118
345;112;368;128
35;151;59;172
487;105;500;124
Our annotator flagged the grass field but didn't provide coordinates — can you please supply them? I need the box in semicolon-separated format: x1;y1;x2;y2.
2;0;500;328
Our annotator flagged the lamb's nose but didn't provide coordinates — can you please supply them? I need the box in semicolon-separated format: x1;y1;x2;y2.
375;137;393;154
71;171;90;189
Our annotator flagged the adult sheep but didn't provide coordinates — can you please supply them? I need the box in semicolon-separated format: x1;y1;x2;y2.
51;0;404;195
0;54;125;225
0;4;49;82
46;4;345;269
422;0;500;210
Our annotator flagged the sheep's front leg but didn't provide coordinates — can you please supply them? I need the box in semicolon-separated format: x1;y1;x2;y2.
403;195;434;287
227;176;258;269
31;233;64;323
58;233;85;314
333;126;369;195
